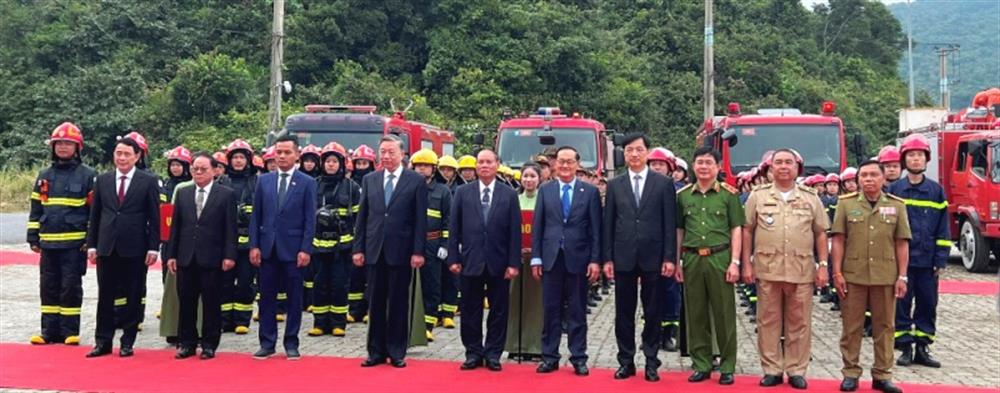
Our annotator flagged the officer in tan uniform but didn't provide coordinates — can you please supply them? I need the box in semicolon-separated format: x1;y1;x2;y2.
831;159;910;393
741;149;829;390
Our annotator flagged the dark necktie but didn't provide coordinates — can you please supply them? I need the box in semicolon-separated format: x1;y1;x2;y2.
384;173;396;204
278;173;289;208
117;175;127;206
482;186;491;220
196;188;206;219
561;184;571;219
634;174;642;207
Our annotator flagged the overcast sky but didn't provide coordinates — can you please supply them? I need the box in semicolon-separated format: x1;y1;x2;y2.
800;0;908;8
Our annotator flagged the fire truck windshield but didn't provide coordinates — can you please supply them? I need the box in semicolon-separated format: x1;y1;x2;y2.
289;130;405;152
497;128;598;168
728;124;841;174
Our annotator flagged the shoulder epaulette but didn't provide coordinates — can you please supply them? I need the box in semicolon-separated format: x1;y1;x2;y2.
886;193;906;203
720;182;738;194
676;183;693;194
753;183;772;191
796;184;817;194
838;192;857;199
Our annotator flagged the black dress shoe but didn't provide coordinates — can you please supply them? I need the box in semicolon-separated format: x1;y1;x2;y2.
486;359;502;371
175;347;196;359
688;371;711;382
286;348;301;360
119;346;134;357
86;345;112;358
253;348;276;360
572;363;589;376
719;373;735;385
461;358;483;370
200;349;216;360
390;358;407;368
361;357;386;367
759;374;783;386
840;377;859;392
872;379;903;393
644;367;660;382
614;365;636;379
788;375;808;389
536;361;558;373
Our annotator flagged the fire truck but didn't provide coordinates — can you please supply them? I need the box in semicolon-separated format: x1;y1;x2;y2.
276;103;456;158
898;88;1000;272
697;101;851;184
482;107;616;177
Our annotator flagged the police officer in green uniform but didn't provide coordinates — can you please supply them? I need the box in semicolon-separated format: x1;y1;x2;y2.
831;160;910;393
676;147;745;386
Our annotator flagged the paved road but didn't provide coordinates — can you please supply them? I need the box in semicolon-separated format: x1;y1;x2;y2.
1;255;997;388
0;212;28;245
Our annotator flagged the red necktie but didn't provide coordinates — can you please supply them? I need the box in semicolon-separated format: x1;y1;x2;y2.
117;175;127;206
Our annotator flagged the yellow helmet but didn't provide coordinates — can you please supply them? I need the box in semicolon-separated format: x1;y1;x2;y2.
457;155;477;170
410;148;439;166
499;165;511;176
438;155;458;169
513;170;522;181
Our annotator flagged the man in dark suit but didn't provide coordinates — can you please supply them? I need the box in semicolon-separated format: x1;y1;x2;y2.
447;149;521;372
85;137;161;358
353;134;428;368
530;146;602;376
249;134;317;360
165;153;238;360
602;134;678;381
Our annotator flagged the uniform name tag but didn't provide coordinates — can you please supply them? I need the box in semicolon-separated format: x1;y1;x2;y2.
879;207;896;216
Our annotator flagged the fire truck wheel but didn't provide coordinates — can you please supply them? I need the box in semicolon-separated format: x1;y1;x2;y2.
960;220;990;273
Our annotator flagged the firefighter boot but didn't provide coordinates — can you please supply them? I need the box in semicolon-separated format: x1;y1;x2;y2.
914;344;941;368
896;345;913;367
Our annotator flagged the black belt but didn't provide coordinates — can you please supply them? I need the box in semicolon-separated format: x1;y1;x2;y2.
683;244;730;257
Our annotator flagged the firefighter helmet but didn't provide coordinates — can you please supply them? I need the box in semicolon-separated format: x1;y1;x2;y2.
226;139;255;159
262;146;276;162
457;155;477;170
825;173;840;184
675;158;688;172
252;155;264;169
647;147;675;165
166;146;192;165
300;144;321;159
899;134;932;167
321;141;348;161
438;155;459;170
513;169;522;181
122;131;149;155
841;167;857;182
352;144;376;163
49;122;84;151
877;145;901;164
410;149;439;166
212;151;228;166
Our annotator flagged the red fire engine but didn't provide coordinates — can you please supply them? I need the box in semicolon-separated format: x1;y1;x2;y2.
899;88;1000;272
697;101;850;184
485;107;616;177
277;104;456;158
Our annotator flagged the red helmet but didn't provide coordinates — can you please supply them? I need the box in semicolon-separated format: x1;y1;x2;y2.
321;141;348;161
252;155;264;169
262;146;276;162
760;150;776;170
213;151;228;166
877;145;901;164
647;147;676;170
122;131;148;155
841;167;857;182
49;122;84;151
899;134;931;167
825;173;840;184
166;146;192;165
225;139;255;158
300;144;321;160
352;144;376;163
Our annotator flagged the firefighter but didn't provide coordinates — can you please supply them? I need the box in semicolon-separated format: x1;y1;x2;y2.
298;144;323;313
252;154;265;175
309;142;361;337
263;147;278;172
458;155;478;183
889;134;949;368
410;149;453;341
299;144;322;178
218;139;259;334
212;151;228;179
437;155;461;328
647;146;682;350
674;158;689;186
841;167;858;193
27;122;96;346
158;146;192;308
115;131;156;331
820;173;842;308
346;144;377;322
879;146;903;184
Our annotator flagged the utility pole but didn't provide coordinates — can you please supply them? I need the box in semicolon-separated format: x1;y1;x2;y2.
267;0;285;135
936;45;959;111
703;0;714;121
906;0;914;108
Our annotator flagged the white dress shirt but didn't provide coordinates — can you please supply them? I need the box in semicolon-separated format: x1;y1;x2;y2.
479;179;496;207
116;166;137;197
383;165;404;189
275;167;296;194
628;166;649;202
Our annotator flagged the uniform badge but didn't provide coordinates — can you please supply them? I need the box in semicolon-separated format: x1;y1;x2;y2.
764;215;775;225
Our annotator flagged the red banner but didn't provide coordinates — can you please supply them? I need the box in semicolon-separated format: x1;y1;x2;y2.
521;210;533;249
159;204;174;242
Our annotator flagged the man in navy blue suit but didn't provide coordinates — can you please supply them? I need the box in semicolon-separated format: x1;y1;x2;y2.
249;134;317;360
531;146;602;376
447;149;521;372
353;134;428;368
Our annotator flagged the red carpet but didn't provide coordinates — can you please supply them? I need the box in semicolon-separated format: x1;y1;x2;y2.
939;280;999;295
0;250;162;270
0;344;993;393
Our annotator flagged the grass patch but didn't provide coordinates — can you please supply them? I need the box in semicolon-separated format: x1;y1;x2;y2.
0;167;40;213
